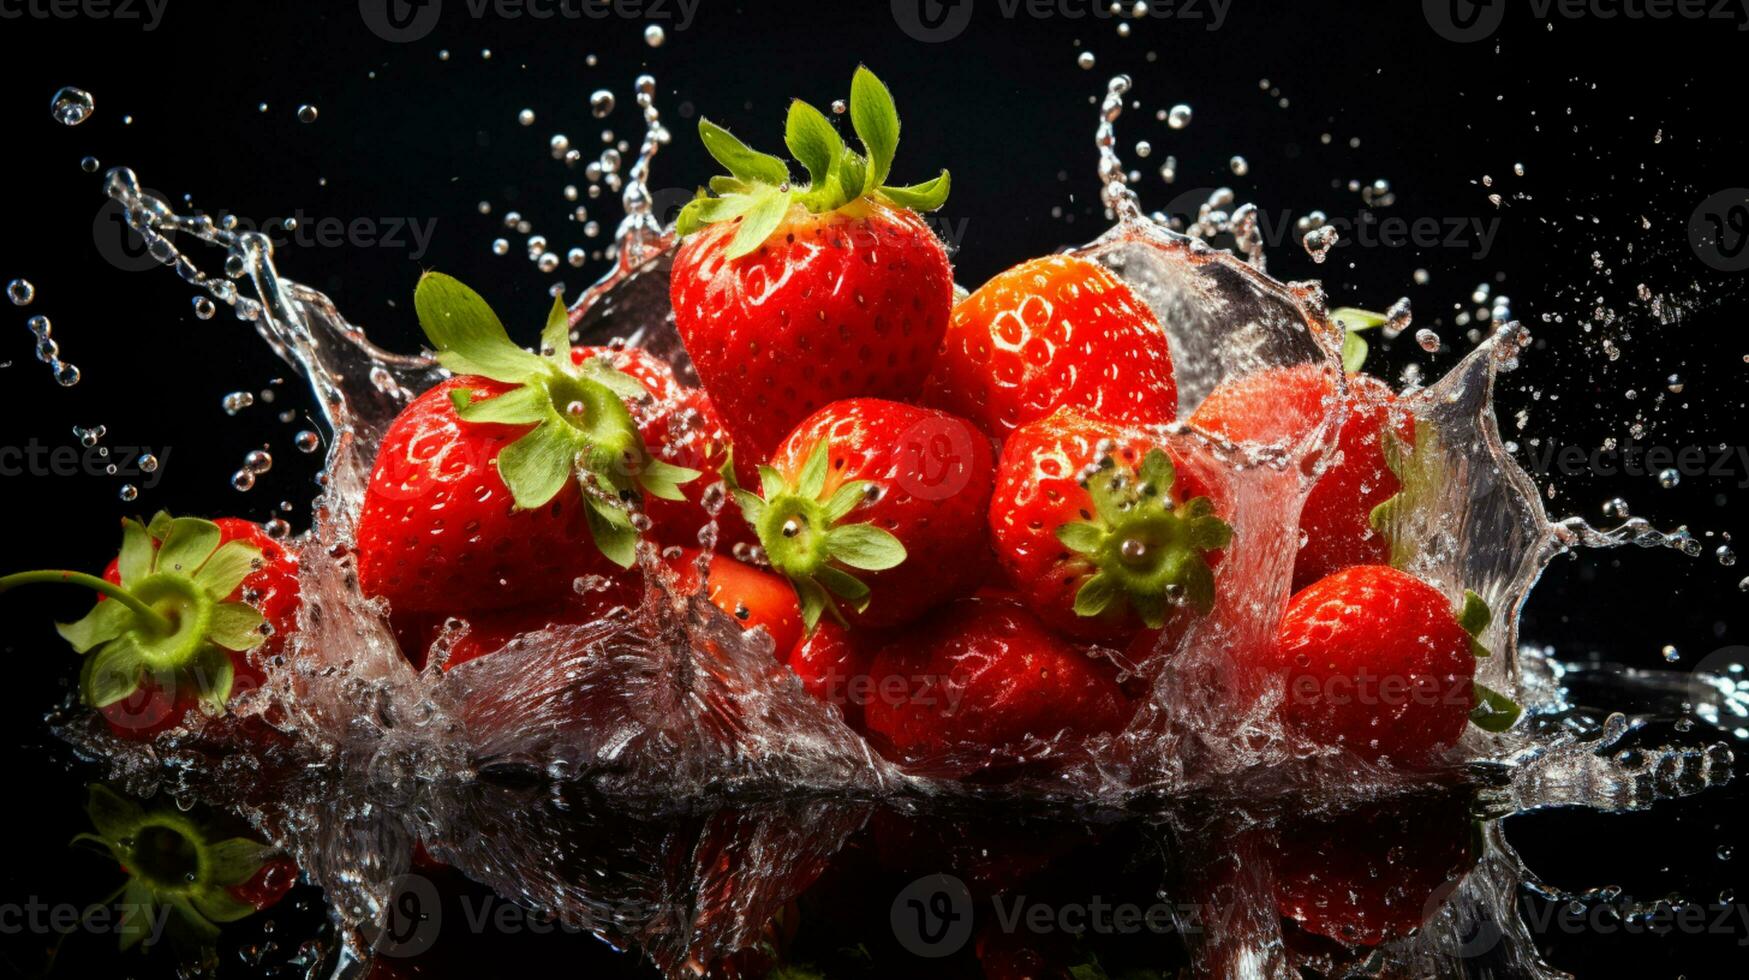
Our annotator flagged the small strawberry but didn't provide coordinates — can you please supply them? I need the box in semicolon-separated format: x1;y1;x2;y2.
357;273;697;616
1270;564;1519;763
988;409;1231;643
665;547;803;656
861;594;1132;773
72;784;294;950
670;67;954;458
923;253;1179;438
1188;362;1411;591
733;398;994;631
0;513;299;739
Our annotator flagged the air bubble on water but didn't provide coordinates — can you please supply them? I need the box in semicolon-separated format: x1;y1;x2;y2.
1416;328;1442;353
50;87;94;126
231;470;255;492
1657;468;1680;489
295;430;321;453
223;391;256;415
1077;51;1096;70
1229;155;1249;176
590;90;615;118
1167;104;1192;129
6;279;33;306
644;24;666;47
518;108;535;126
296;105;318;124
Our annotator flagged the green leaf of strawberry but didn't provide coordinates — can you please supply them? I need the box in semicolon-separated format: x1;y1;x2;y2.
1054;449;1232;630
1332;306;1386;374
735;440;906;631
675;67;950;260
413;273;700;566
1470;681;1522;732
1369;417;1440;568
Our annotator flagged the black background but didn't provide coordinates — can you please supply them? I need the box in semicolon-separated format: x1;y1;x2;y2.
1;1;1747;977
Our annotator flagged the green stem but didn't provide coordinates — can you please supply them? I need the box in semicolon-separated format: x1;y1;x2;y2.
0;570;174;634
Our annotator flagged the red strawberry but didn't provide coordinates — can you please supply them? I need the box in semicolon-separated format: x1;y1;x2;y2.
988;409;1231;643
923;253;1178;438
1270;565;1517;763
74;785;294;949
784;618;881;729
733;398;994;631
665;547;803;656
861;594;1132;773
401;578;642;671
1188;363;1412;591
1;513;300;740
640;387;757;552
669;67;954;458
357;274;697;616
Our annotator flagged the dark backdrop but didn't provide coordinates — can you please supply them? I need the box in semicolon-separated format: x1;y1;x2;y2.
1;1;1746;977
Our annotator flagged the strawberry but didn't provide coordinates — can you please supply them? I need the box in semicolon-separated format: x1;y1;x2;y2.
669;67;954;458
784;618;881;729
72;784;294;949
1270;564;1519;763
666;547;803;656
1;512;300;739
640;387;757;552
988;409;1231;643
733;398;994;631
861;594;1132;773
1188;362;1411;591
923;253;1178;438
357;273;697;616
399;578;641;671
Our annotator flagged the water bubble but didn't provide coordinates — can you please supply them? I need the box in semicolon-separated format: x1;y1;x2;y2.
1302;225;1338;263
1666;374;1685;394
244;450;273;474
118;484;138;502
1167;104;1192;129
1415;328;1442;353
296;105;319;124
1719;546;1738;567
1229;155;1249;177
222;391;256;415
550;133;571;157
26;315;49;338
644;24;666;47
231;470;256;492
74;424;105;448
517;108;535;126
264;518;291;539
831;99;847;114
567;247;586;267
1657;468;1681;489
590;90;615;118
491;238;509;256
6;279;33;306
1662;645;1680;663
50;87;94;126
54;363;80;386
1720;845;1736;861
537;252;561;274
294;430;321;453
1134;140;1151;158
1602;498;1631;520
80;156;100;173
192;296;216;319
1077;51;1096;70
1739;577;1748;592
138;453;159;473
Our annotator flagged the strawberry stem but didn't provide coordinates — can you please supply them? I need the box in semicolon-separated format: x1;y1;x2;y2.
0;570;173;634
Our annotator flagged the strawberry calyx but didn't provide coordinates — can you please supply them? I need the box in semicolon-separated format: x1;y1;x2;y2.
1455;589;1522;732
674;66;951;260
0;513;270;717
1369;416;1439;567
1055;448;1231;630
1332;307;1387;373
414;272;700;567
733;440;906;632
71;785;282;949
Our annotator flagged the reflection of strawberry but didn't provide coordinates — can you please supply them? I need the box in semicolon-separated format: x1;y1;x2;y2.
735;399;994;631
924;254;1179;437
1272;789;1479;947
989;409;1230;643
862;594;1131;772
1270;565;1516;762
1189;364;1410;591
670;67;953;458
666;547;803;656
358;274;696;616
1;513;299;739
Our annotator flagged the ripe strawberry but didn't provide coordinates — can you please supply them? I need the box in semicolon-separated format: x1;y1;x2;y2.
665;547;803;656
1188;363;1412;591
733;398;994;631
1270;565;1518;763
784;618;881;729
923;253;1178;438
640;387;757;552
357;273;697;616
669;67;954;458
73;784;294;949
861;594;1132;773
399;578;641;671
988;409;1231;643
1;513;300;740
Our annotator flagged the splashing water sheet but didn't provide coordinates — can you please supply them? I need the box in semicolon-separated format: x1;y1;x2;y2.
1;5;1746;979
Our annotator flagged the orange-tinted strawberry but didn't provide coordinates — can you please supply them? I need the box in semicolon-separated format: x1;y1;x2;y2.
670;68;954;459
923;254;1178;438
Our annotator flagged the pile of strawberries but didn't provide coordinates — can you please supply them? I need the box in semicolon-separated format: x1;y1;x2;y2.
3;69;1519;773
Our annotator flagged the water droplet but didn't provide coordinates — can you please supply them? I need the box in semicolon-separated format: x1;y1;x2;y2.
1666;374;1685;394
74;424;105;448
294;430;321;453
118;484;138;502
517;108;535;126
1662;645;1680;663
222;391;255;415
1657;468;1680;489
1602;497;1631;520
138;454;158;473
1719;546;1737;568
1167;104;1192;129
1720;845;1735;861
643;24;666;47
590;90;615;118
49;86;94;126
54;362;80;386
244;449;273;474
231;470;256;492
1416;328;1442;353
1229;155;1249;177
296;104;318;124
80;156;100;173
491;238;509;256
6;279;34;306
830;99;847;114
1076;51;1096;70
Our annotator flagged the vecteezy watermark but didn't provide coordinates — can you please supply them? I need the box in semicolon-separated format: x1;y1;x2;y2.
891;874;974;957
0;897;173;945
360;0;699;43
361;874;444;957
94;201;437;272
1521;440;1749;488
892;0;1230;43
0;0;168;31
1162;188;1501;260
0;441;171;488
1425;0;1749;42
1690;188;1749;272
